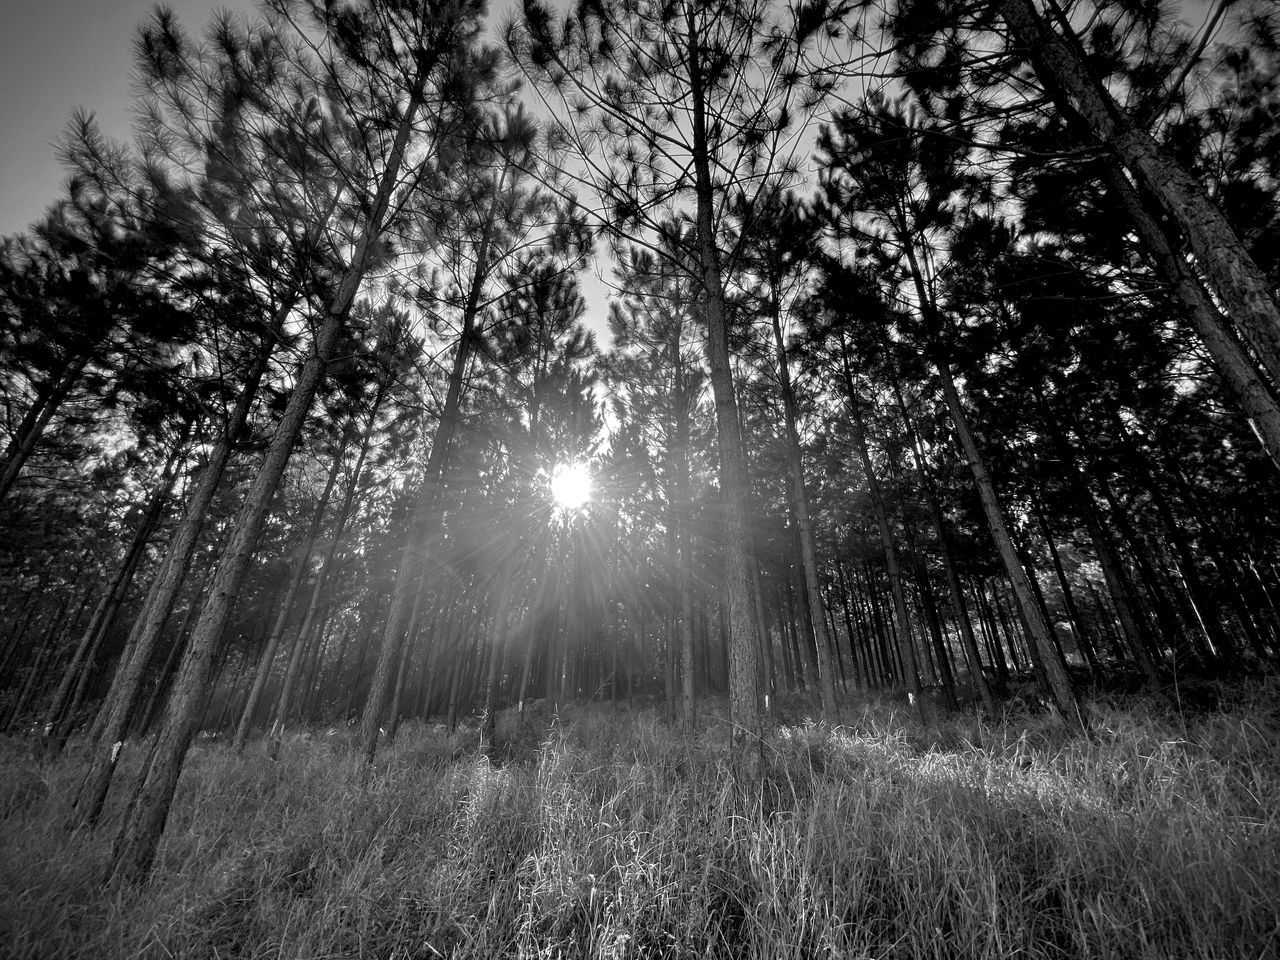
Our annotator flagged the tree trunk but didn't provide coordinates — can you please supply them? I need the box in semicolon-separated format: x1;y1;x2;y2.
686;16;762;751
1036;400;1164;689
1100;165;1280;470
670;344;698;726
768;295;839;719
932;352;1083;726
385;599;419;744
233;439;345;753
71;324;282;828
108;306;344;882
913;547;960;709
359;161;509;762
104;68;429;885
975;581;1011;685
840;363;925;716
999;0;1280;386
47;449;182;751
482;583;515;746
136;585;204;737
663;483;683;721
1034;501;1101;681
833;557;866;691
4;589;86;731
1115;417;1238;665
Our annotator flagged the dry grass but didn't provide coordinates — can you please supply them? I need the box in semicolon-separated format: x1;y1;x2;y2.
1;681;1277;959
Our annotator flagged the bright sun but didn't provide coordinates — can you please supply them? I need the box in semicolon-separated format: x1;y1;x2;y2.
550;462;592;510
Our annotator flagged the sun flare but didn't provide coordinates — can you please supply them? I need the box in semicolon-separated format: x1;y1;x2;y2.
550;462;592;510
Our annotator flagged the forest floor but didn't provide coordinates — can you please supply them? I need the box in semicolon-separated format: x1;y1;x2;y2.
1;682;1278;960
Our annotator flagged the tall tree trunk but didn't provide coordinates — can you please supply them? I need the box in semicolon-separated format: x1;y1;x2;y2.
998;0;1280;386
663;478;685;721
833;557;866;691
893;227;999;711
385;598;419;744
839;349;925;716
975;581;1011;685
891;378;996;711
136;583;204;738
687;16;761;748
931;351;1083;726
233;439;345;753
768;293;839;719
862;562;892;685
109;306;343;883
358;163;507;762
912;547;960;708
1100;165;1280;470
669;340;698;726
1091;468;1184;665
296;609;335;723
71;322;282;828
104;71;429;885
482;581;516;746
46;447;183;751
4;589;87;731
1034;501;1101;681
1113;416;1238;664
896;203;1071;715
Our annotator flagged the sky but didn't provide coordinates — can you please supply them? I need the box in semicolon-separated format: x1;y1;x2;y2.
0;0;261;239
0;0;622;337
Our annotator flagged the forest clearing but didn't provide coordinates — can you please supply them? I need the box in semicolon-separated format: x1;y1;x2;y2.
3;0;1280;954
3;687;1278;959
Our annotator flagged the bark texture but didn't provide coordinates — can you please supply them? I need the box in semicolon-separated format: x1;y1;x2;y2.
999;0;1280;387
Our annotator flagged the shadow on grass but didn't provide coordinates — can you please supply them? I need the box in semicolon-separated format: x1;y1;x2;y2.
1;680;1277;959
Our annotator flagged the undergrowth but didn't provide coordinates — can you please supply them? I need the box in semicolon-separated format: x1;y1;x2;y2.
1;681;1277;959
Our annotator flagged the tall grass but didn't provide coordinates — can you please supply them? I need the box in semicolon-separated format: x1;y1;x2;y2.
2;682;1277;959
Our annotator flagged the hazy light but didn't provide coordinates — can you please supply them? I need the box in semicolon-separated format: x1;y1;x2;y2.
551;462;592;510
